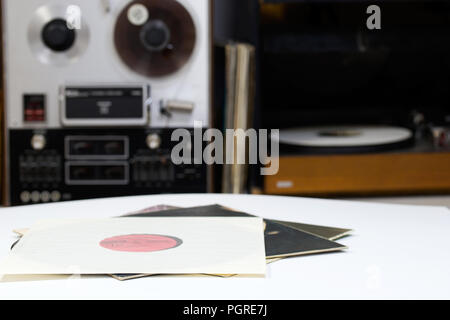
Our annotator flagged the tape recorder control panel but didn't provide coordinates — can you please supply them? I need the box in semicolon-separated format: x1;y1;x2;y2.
9;129;207;205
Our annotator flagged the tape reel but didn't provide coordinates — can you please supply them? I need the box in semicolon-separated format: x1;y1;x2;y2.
27;4;90;67
114;0;197;78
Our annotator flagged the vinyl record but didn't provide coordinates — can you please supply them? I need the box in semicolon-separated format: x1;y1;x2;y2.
274;125;414;153
114;0;196;78
121;204;347;259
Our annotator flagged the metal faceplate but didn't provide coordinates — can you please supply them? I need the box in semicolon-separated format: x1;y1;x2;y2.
2;0;211;130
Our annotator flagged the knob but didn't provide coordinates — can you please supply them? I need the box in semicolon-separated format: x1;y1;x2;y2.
146;134;161;150
20;191;31;204
41;19;76;52
51;191;62;202
31;191;40;203
140;20;170;52
40;191;51;203
31;134;46;151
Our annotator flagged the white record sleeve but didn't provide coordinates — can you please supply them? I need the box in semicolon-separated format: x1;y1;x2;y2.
0;217;266;277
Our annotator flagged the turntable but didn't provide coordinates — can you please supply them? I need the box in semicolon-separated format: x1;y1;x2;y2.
1;0;212;205
256;1;450;196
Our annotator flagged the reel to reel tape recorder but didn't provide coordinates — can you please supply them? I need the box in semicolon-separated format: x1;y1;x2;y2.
2;0;212;205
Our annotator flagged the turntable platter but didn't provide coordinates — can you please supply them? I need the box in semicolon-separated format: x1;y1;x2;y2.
114;0;197;78
274;126;414;152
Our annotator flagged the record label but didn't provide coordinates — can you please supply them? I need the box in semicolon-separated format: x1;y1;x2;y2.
100;234;182;252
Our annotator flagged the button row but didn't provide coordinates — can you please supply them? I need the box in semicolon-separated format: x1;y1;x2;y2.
19;154;61;184
20;190;61;204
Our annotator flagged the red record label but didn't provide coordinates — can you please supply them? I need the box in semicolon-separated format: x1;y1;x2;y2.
99;234;182;252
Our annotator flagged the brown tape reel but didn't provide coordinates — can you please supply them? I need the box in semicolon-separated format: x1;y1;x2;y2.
114;0;196;78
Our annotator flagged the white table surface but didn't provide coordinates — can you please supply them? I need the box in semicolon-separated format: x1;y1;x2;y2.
0;193;449;300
